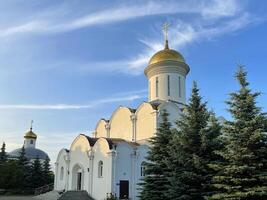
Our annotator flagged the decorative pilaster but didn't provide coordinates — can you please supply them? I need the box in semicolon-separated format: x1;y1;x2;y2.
87;150;94;195
153;110;160;135
131;149;139;200
54;162;59;190
108;149;117;195
131;114;137;142
105;123;111;138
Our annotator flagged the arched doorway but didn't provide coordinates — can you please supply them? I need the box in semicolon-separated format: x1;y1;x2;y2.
72;164;84;190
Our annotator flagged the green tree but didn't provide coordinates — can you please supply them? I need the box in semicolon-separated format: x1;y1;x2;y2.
210;67;267;200
139;111;173;200
0;142;7;164
0;160;20;190
42;156;54;185
0;142;9;189
30;157;44;189
167;82;222;199
17;146;31;191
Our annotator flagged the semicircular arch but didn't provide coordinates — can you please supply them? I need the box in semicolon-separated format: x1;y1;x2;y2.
109;106;134;140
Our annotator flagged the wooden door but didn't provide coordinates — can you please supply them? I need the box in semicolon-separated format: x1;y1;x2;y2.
119;180;129;199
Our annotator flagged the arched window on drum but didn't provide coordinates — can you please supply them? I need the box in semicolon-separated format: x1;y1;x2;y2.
141;162;146;177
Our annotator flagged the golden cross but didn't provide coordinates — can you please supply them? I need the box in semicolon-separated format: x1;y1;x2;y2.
162;22;170;41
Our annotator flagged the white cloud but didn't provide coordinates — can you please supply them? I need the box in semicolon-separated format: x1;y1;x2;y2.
0;0;261;76
0;0;256;76
117;12;261;74
61;10;258;76
0;89;146;110
200;0;240;19
0;0;242;37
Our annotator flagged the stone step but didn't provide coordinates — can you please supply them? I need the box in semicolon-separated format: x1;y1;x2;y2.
59;191;94;200
33;190;62;200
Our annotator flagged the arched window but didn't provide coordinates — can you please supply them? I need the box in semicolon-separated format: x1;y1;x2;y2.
141;162;146;177
60;166;64;180
30;140;33;144
98;161;103;178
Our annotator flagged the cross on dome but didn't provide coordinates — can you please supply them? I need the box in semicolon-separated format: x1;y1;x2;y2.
162;22;170;49
30;120;34;131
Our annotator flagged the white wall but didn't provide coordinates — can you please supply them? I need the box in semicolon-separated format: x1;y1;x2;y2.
135;145;149;200
55;149;69;191
92;138;113;200
136;103;157;141
113;143;133;198
24;138;36;148
109;107;133;141
69;135;91;192
95;119;108;138
149;73;186;104
158;102;182;128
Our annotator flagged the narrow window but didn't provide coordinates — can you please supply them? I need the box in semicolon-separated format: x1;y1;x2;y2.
167;75;170;96
98;161;103;178
179;76;181;98
156;77;159;98
60;167;64;180
141;162;146;177
30;140;33;144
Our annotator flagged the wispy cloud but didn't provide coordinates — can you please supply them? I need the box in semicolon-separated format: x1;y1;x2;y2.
0;0;262;76
115;12;262;75
0;89;146;110
0;0;241;38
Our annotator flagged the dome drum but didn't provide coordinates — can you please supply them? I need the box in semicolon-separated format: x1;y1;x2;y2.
144;60;190;79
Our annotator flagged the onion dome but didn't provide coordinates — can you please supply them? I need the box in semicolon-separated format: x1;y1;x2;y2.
148;40;186;65
24;127;37;139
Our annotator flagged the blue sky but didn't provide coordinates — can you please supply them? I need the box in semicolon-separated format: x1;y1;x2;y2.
1;0;267;165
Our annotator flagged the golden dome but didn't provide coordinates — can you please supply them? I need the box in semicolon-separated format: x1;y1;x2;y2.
24;129;37;139
148;41;185;65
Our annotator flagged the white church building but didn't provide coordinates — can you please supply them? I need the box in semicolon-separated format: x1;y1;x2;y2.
54;29;190;200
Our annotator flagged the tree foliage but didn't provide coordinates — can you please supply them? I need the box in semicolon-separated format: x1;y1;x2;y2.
166;82;222;200
0;144;54;194
0;142;7;164
139;111;173;200
42;156;54;185
209;67;267;199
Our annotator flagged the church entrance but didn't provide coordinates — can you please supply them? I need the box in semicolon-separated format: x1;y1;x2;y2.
77;172;82;190
119;180;129;199
72;164;84;190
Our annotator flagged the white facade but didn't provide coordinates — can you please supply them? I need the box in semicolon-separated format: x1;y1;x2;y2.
24;137;36;148
54;39;190;200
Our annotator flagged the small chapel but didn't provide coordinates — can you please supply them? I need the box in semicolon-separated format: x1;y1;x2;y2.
54;26;190;200
9;121;50;162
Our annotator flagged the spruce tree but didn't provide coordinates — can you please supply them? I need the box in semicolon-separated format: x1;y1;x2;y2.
17;146;30;191
1;160;20;189
0;142;8;188
167;82;222;199
42;156;53;185
139;111;173;200
210;67;267;200
30;157;44;189
0;142;7;164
